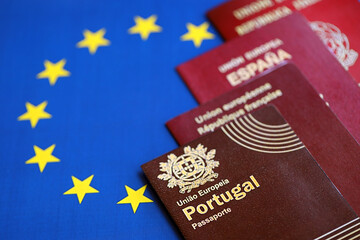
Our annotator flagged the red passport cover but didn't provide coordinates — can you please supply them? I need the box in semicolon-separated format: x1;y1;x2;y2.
144;106;359;240
168;63;360;214
207;0;360;82
176;13;360;143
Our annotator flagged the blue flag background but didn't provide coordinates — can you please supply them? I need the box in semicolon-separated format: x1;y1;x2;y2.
0;0;223;239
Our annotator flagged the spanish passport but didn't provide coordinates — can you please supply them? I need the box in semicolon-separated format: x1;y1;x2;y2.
143;106;359;240
176;13;360;143
207;0;360;82
168;63;360;214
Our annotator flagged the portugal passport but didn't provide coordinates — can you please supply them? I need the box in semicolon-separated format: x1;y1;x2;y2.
207;0;360;82
168;63;360;215
142;106;359;240
176;13;360;143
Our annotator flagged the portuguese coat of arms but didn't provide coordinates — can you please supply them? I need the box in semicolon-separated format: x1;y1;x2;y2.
157;144;219;194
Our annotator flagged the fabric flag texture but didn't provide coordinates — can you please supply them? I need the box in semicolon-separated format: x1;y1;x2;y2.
0;0;223;239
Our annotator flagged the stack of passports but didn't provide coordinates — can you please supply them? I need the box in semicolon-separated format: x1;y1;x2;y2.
167;63;360;214
141;1;360;239
176;13;360;143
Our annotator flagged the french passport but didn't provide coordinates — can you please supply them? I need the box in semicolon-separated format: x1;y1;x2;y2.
143;106;359;240
168;63;360;214
207;0;360;82
176;13;360;143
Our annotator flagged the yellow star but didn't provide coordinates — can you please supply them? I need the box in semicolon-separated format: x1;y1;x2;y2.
76;28;110;54
63;175;99;204
128;15;162;40
117;185;153;213
180;22;215;47
25;144;60;173
36;59;70;86
17;101;52;128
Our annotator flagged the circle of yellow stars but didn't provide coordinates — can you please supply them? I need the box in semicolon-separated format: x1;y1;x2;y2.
17;14;216;212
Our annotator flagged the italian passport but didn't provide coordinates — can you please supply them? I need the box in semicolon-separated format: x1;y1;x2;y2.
168;63;360;214
143;106;359;240
207;0;360;83
176;13;360;143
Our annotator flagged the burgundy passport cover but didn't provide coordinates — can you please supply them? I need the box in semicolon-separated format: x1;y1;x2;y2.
176;13;360;143
207;0;360;83
168;63;360;214
143;106;359;240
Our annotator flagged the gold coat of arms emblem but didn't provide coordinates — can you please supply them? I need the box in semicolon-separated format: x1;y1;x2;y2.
311;21;358;70
157;144;219;194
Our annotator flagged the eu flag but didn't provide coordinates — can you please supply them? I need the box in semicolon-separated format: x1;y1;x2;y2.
0;0;223;239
